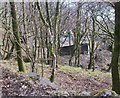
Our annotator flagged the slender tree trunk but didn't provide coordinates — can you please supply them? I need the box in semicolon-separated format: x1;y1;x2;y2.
74;2;81;67
4;43;14;60
57;4;62;55
36;2;51;64
10;2;25;72
33;4;38;72
88;17;95;70
36;1;60;82
45;1;52;65
50;1;60;82
3;3;12;60
22;1;27;45
111;2;120;94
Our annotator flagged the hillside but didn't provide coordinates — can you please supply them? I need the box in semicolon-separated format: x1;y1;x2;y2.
0;60;115;96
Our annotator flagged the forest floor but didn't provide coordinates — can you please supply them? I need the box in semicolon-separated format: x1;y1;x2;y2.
0;60;118;96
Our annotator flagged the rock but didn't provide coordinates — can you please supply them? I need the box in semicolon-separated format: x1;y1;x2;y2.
100;91;112;96
92;89;118;96
40;78;51;86
80;90;91;96
39;78;58;90
48;90;69;96
25;72;40;80
68;90;77;96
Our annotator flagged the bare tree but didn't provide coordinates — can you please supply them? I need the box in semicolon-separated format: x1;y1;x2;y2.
10;1;26;72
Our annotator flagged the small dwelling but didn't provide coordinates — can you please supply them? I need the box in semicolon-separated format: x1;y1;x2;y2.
60;30;89;56
60;43;89;56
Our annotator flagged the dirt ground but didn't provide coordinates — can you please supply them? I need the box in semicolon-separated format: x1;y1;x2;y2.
0;60;112;96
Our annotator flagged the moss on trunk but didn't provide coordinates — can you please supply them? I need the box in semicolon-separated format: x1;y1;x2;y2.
111;2;120;94
10;2;26;72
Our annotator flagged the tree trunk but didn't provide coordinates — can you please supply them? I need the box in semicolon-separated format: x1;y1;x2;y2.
88;16;95;70
36;1;60;82
50;1;60;82
4;43;14;60
10;2;25;72
72;3;81;67
111;2;120;94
